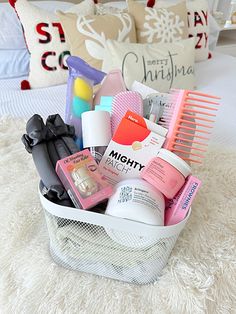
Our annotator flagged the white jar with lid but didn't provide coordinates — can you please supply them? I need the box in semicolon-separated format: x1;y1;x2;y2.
105;178;165;248
105;178;165;225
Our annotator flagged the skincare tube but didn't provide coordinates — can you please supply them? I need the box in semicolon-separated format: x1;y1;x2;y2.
165;175;201;226
82;111;112;164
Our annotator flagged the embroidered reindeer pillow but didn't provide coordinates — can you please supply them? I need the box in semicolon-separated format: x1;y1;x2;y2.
10;0;95;89
127;0;188;44
56;12;137;70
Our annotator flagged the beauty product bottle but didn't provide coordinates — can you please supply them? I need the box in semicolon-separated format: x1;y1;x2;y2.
82;111;112;164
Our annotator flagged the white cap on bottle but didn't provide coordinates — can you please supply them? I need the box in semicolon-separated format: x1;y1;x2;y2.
158;149;192;178
82;110;112;148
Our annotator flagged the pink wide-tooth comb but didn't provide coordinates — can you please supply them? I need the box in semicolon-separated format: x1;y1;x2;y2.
159;89;220;164
111;91;143;135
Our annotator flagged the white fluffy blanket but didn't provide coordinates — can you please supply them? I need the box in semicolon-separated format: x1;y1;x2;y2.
0;117;235;313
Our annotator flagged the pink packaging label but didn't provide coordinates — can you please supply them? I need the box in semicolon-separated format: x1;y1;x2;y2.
56;149;113;209
141;157;185;199
165;175;201;225
99;116;166;185
125;111;168;137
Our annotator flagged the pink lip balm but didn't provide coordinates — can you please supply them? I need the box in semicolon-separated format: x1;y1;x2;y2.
141;149;192;199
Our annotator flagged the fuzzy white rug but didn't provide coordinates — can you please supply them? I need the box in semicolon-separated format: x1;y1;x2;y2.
0;116;236;314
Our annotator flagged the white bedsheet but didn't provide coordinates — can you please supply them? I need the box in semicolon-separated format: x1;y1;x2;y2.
0;52;236;147
0;77;67;119
195;52;236;148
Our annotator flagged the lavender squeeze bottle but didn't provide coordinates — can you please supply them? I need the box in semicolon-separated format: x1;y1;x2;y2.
82;111;112;164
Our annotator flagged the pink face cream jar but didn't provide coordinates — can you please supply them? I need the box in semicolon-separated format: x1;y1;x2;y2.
141;149;192;199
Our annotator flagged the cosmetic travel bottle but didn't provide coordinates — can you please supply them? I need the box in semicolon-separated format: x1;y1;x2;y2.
82;111;112;164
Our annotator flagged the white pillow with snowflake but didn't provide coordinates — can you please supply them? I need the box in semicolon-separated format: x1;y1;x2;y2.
102;38;195;92
154;0;210;61
127;0;189;44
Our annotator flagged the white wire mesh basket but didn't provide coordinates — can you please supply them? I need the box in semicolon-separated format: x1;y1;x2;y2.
39;189;191;285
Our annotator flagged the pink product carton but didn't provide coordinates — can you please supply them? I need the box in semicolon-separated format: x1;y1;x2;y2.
56;149;113;209
99;114;166;185
165;175;201;226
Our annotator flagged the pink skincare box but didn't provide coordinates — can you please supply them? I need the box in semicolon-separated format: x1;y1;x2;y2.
141;149;192;199
165;175;201;226
99;113;166;185
125;110;168;137
56;149;113;209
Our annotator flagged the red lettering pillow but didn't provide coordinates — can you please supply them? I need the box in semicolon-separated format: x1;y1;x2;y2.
10;0;95;89
153;0;210;62
186;0;209;61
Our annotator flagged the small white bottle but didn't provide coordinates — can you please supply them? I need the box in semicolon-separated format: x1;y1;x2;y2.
82;111;112;164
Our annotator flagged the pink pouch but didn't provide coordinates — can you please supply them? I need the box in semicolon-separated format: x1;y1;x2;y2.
93;69;127;107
